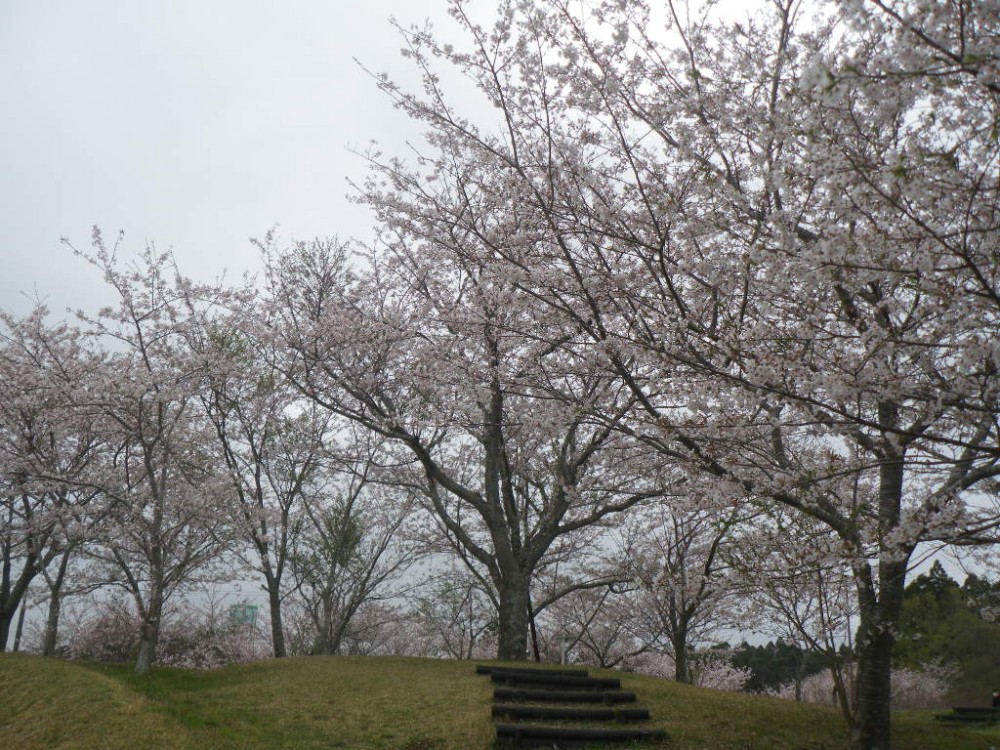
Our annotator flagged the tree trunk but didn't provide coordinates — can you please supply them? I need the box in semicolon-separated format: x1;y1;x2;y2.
135;634;157;673
0;548;38;652
314;597;334;655
0;595;32;653
0;605;13;652
674;649;689;684
13;601;27;651
849;556;907;750
265;575;286;658
496;573;530;661
43;551;72;656
843;407;909;750
135;589;164;674
794;649;805;703
671;619;690;683
329;605;351;655
850;615;894;750
0;545;10;651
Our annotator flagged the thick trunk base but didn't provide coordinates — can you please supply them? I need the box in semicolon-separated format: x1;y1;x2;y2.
849;634;893;750
135;637;156;673
268;588;286;658
496;576;530;661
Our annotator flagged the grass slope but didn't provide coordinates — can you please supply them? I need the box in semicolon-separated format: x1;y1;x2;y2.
2;653;997;749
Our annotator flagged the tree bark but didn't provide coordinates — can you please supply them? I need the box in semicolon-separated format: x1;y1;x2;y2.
850;609;894;749
528;592;541;662
848;554;907;750
265;573;286;658
0;546;39;652
314;599;334;655
135;582;164;674
672;623;690;684
848;436;908;750
794;649;805;703
12;601;27;651
496;573;530;661
42;551;72;656
0;606;12;652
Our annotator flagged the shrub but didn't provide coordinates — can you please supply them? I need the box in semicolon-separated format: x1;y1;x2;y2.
623;650;751;691
63;596;269;668
65;597;139;663
767;662;956;709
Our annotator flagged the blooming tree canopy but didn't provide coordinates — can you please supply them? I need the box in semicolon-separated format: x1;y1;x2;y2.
354;1;1000;746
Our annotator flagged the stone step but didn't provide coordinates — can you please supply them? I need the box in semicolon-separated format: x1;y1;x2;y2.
491;671;621;690
476;664;589;677
495;722;666;746
492;704;651;723
494;687;636;703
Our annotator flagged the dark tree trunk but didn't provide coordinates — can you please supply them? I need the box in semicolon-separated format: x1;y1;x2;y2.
1;588;32;653
496;573;530;661
671;612;691;683
265;574;286;658
135;620;160;673
794;649;805;703
13;601;27;651
135;586;164;674
43;551;72;656
848;439;908;750
850;615;894;750
0;605;13;652
849;557;907;750
672;633;690;684
329;604;353;655
0;547;39;652
0;543;10;651
314;599;334;655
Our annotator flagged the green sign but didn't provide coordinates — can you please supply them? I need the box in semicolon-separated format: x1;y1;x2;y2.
228;603;258;626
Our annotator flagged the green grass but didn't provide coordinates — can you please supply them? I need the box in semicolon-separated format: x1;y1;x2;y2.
2;652;998;749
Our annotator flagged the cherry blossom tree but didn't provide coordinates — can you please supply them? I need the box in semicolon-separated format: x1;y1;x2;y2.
71;231;234;673
356;1;999;745
537;578;639;668
732;508;859;716
0;306;102;651
524;525;634;662
261;236;668;660
528;496;742;676
62;593;271;668
201;318;330;658
38;535;103;657
412;565;498;659
624;496;744;683
286;427;418;655
625;648;751;692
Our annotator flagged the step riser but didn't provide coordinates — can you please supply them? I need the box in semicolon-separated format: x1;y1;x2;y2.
492;706;651;722
491;673;622;690
495;723;667;744
494;687;637;704
476;665;589;677
493;675;622;690
480;664;664;747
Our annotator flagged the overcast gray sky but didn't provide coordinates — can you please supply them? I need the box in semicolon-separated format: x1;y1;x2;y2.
1;0;442;316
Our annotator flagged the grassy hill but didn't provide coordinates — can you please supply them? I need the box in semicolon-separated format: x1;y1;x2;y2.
1;653;997;749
